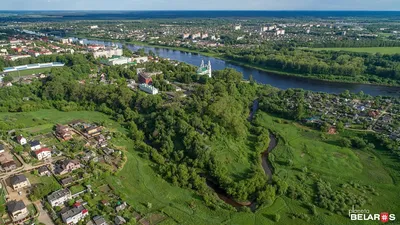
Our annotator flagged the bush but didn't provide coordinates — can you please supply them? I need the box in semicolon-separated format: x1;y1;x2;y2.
272;213;280;222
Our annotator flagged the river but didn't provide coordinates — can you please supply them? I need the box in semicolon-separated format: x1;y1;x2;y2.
262;133;278;181
73;38;400;97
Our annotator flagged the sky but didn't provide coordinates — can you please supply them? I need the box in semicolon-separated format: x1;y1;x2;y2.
1;0;400;11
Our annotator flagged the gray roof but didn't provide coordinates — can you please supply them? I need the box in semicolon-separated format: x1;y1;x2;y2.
115;202;127;212
30;140;40;146
10;174;27;185
61;205;85;222
115;216;126;224
61;177;74;186
38;166;49;173
47;189;71;202
0;144;4;150
93;216;108;225
7;200;26;213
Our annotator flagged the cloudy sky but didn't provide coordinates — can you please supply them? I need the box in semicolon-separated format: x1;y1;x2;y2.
2;0;400;10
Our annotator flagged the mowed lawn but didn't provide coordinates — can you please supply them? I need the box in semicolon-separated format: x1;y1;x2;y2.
311;47;400;54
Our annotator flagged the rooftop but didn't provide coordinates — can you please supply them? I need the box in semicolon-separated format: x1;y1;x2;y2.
61;205;87;221
7;200;26;213
10;174;27;185
48;188;71;202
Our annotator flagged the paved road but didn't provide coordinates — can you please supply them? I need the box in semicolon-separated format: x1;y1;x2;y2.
35;201;55;225
0;156;64;180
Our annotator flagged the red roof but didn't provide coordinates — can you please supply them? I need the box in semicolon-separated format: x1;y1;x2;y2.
17;136;25;141
82;209;88;214
34;147;51;154
74;202;81;207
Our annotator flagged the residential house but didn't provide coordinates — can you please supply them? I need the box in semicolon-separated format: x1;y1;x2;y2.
96;134;107;147
382;115;393;123
0;144;4;154
61;177;74;186
56;124;73;141
115;202;127;212
2;160;17;171
55;159;82;175
33;147;52;160
38;166;51;176
102;147;115;156
82;150;97;162
17;135;27;145
48;188;72;207
61;203;89;225
29;140;41;151
10;174;30;190
85;126;102;138
93;215;108;225
115;216;126;225
101;200;110;206
368;110;380;118
6;200;29;221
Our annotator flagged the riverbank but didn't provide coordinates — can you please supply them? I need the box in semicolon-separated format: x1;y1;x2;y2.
79;36;400;87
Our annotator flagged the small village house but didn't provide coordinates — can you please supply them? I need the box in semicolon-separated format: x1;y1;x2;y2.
48;188;72;207
33;147;52;160
7;200;29;221
10;174;30;190
61;203;89;224
17;135;27;145
2;160;17;171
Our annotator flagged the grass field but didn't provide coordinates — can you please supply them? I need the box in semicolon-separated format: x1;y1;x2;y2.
25;172;61;190
311;47;400;54
254;112;400;225
0;109;125;135
6;68;52;77
3;109;399;225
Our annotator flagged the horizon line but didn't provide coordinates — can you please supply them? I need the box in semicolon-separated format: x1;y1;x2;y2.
1;10;400;12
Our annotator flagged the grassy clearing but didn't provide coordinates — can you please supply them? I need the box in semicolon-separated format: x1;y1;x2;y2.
310;47;400;54
6;68;52;77
0;109;125;135
211;135;255;181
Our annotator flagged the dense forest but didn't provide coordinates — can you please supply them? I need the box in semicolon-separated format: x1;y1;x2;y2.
224;46;400;85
